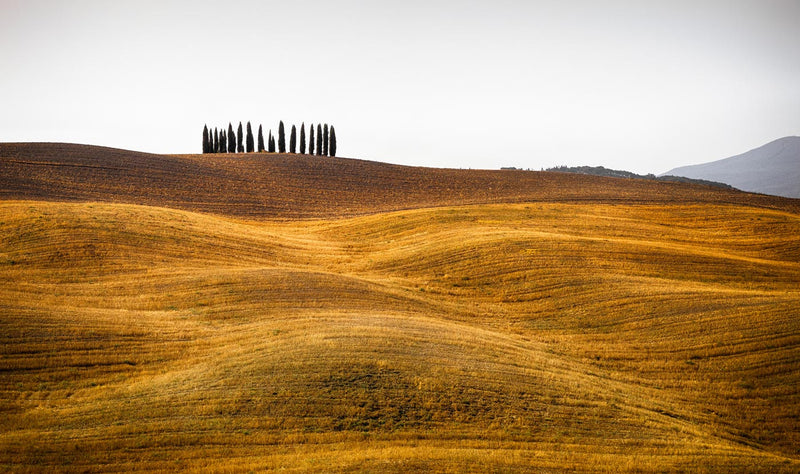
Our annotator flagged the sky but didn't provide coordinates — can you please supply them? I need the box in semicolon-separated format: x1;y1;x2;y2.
1;0;798;174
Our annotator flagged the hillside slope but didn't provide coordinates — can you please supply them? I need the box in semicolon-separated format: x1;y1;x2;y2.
664;136;800;199
1;200;799;472
2;143;797;219
2;143;799;471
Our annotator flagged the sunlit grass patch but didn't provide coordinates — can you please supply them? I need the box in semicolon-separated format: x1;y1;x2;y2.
1;200;798;471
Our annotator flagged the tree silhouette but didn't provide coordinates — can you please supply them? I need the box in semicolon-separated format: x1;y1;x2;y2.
237;122;244;153
268;131;276;153
278;121;286;153
316;124;323;156
220;130;227;153
299;123;306;154
245;122;254;153
309;124;315;155
227;123;236;153
214;128;220;153
257;125;265;152
290;125;297;153
323;124;329;156
329;126;337;157
202;125;209;153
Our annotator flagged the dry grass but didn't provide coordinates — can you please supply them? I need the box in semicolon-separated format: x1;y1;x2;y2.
1;198;799;472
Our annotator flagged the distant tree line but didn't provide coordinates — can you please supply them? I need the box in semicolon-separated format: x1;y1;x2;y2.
545;165;734;189
202;121;337;157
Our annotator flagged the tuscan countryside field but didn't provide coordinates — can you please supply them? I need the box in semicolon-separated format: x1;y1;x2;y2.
1;143;799;472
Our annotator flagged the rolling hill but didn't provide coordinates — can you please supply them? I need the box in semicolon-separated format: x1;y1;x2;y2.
2;143;797;219
1;143;799;472
663;136;800;199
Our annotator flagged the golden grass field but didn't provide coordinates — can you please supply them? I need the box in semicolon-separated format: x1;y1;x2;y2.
1;144;799;472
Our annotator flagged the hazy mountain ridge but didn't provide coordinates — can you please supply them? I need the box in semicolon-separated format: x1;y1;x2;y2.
663;136;800;199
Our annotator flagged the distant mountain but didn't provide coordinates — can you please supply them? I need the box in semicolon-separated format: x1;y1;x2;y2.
545;165;734;190
662;137;800;199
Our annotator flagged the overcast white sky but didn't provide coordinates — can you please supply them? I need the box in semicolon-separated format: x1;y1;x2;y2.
1;0;798;174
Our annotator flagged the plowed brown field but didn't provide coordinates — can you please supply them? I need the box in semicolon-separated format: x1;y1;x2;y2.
2;143;796;219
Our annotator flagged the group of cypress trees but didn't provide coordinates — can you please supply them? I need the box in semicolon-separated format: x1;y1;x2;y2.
202;121;337;157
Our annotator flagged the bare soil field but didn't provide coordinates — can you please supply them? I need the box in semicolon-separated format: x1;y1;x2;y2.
2;143;797;219
1;144;799;472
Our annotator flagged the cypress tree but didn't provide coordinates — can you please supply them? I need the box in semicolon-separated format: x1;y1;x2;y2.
299;123;306;154
329;126;337;157
290;125;297;153
316;124;323;156
245;122;254;153
268;131;276;153
220;130;227;153
237;122;244;153
278;121;286;153
323;124;329;156
309;124;315;155
228;123;236;153
202;125;209;153
257;125;265;152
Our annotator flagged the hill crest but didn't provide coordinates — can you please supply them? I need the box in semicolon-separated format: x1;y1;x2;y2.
3;142;798;219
